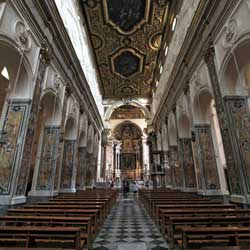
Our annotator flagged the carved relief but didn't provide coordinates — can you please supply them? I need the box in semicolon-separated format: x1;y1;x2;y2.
0;2;6;20
54;74;62;91
15;21;32;51
222;19;238;49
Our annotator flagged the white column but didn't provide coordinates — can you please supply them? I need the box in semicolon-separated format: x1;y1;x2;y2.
142;136;150;180
96;140;102;182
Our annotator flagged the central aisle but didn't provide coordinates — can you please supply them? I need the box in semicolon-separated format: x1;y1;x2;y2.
93;194;169;250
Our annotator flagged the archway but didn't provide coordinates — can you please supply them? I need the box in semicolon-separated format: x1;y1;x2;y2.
192;89;222;193
168;112;183;189
0;40;32;199
28;91;61;196
220;41;250;197
60;116;78;191
178;113;197;190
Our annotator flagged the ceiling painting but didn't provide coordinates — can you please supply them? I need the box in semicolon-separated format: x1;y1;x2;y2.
81;0;170;99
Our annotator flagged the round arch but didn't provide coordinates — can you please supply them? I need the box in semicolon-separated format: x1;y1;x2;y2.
220;39;250;97
104;100;151;123
161;122;169;151
65;116;78;140
168;112;177;146
113;120;143;139
192;88;213;124
178;112;191;138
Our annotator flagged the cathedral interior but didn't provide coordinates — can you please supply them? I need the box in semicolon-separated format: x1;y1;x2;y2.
1;0;250;249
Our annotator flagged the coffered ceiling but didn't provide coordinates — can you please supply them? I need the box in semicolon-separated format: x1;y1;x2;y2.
80;0;171;100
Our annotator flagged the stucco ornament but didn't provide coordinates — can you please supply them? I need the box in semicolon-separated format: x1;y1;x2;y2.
0;2;6;18
15;21;32;51
54;74;62;91
222;19;238;49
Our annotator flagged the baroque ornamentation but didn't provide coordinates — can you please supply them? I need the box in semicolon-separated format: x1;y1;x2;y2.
15;21;32;51
54;74;62;91
222;19;238;49
81;0;169;98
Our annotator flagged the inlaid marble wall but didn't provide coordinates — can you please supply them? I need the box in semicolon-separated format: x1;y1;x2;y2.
36;126;60;190
169;146;179;187
0;102;29;194
60;140;76;189
195;125;220;189
163;151;172;186
225;97;250;193
179;138;197;188
193;137;203;190
16;58;48;196
76;147;86;189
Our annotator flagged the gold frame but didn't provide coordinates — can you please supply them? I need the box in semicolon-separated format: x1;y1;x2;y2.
102;0;151;35
110;48;145;79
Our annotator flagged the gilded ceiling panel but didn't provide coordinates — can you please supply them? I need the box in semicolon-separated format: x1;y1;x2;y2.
81;0;169;99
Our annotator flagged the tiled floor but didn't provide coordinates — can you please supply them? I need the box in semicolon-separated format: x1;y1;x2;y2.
92;194;169;250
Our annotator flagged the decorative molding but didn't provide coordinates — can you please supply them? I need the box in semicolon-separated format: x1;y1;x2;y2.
14;21;32;51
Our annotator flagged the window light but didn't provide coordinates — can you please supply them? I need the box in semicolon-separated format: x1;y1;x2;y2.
172;17;177;31
165;46;169;56
160;65;163;74
1;67;9;80
156;81;159;87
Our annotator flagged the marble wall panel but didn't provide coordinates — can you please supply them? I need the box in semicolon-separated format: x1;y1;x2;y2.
192;138;203;190
60;140;76;189
36;126;60;190
225;97;250;193
0;103;28;194
179;138;197;188
76;147;86;189
169;146;178;187
195;125;220;189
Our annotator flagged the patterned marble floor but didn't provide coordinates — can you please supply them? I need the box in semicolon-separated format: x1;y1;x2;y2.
92;194;169;250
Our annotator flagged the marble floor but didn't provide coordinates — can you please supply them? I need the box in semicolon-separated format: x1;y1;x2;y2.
92;194;169;250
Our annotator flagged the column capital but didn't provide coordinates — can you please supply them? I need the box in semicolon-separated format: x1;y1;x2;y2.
204;40;215;65
183;83;190;96
40;43;52;65
65;83;72;97
172;105;176;114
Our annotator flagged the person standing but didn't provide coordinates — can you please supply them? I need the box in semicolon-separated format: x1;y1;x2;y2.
132;181;138;197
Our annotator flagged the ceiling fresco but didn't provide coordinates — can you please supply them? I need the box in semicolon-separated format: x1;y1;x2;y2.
81;0;170;99
110;105;145;119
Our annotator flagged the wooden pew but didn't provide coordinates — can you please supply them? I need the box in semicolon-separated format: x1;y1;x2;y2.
7;208;99;235
0;226;82;250
23;204;106;226
0;215;93;249
156;204;236;225
166;215;250;249
180;227;250;250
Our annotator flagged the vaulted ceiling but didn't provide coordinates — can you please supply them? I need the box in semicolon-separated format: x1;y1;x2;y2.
80;0;171;100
